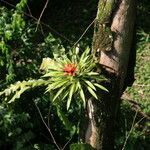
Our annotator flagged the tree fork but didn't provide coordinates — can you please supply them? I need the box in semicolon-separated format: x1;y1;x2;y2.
82;0;136;149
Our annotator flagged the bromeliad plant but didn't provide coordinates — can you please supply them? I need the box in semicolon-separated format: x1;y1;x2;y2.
40;47;108;109
0;47;108;109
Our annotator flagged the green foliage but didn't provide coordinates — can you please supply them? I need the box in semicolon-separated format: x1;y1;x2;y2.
0;1;70;148
0;0;149;149
0;0;28;83
70;143;95;150
0;79;48;103
0;1;108;148
56;107;76;134
0;47;107;110
0;103;35;149
40;47;108;109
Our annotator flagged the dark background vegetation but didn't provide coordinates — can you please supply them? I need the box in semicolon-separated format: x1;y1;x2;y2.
0;0;149;149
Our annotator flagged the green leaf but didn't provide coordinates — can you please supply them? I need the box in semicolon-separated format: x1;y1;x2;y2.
80;47;90;61
40;58;62;72
62;57;72;64
67;83;76;110
80;89;86;107
61;90;69;101
16;0;27;11
91;76;107;82
94;83;109;92
75;81;80;92
87;86;98;99
42;71;63;77
45;80;68;92
52;86;66;102
78;83;86;107
57;107;76;134
8;86;29;103
86;72;99;76
70;143;94;150
83;80;96;91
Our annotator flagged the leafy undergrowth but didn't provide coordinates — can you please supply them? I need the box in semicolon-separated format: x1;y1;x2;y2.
116;1;150;148
115;35;150;149
127;30;150;114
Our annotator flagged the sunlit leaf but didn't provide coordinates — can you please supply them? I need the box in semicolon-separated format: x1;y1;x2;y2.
78;82;86;107
94;83;109;92
52;86;67;102
67;83;76;110
87;86;98;99
83;80;96;91
42;71;63;77
86;72;99;76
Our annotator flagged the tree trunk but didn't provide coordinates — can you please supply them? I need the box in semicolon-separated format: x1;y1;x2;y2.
82;0;136;149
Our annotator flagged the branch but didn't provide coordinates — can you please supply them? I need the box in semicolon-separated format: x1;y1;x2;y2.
122;113;145;150
35;0;49;32
72;19;95;47
121;92;150;120
34;101;61;150
1;0;72;43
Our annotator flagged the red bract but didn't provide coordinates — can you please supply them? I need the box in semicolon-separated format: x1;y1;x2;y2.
63;64;76;76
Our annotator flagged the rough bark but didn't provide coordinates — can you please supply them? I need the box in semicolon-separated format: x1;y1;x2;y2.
83;0;136;150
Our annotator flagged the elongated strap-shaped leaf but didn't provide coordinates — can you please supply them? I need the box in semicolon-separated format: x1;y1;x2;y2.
53;82;71;102
52;86;67;102
67;83;76;110
94;83;109;92
80;88;86;107
75;81;80;92
61;90;69;101
86;72;99;76
52;79;69;90
80;47;90;61
79;56;90;64
57;107;76;133
78;82;86;107
90;76;107;82
45;80;68;92
42;71;63;77
83;80;96;91
62;57;72;64
85;62;95;71
87;86;98;99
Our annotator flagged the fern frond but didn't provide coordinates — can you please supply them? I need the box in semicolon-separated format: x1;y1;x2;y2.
0;79;48;103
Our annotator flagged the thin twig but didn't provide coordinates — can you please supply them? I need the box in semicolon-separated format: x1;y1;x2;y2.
35;0;49;32
39;23;45;36
26;3;32;17
122;92;150;120
72;18;95;47
122;110;145;150
48;106;51;129
34;101;61;150
62;136;73;150
2;0;95;45
1;0;72;43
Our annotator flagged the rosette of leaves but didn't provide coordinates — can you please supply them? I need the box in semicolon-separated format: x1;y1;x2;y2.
40;47;108;109
0;47;108;109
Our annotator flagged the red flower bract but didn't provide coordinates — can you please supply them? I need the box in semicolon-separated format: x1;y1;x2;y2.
63;64;76;76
